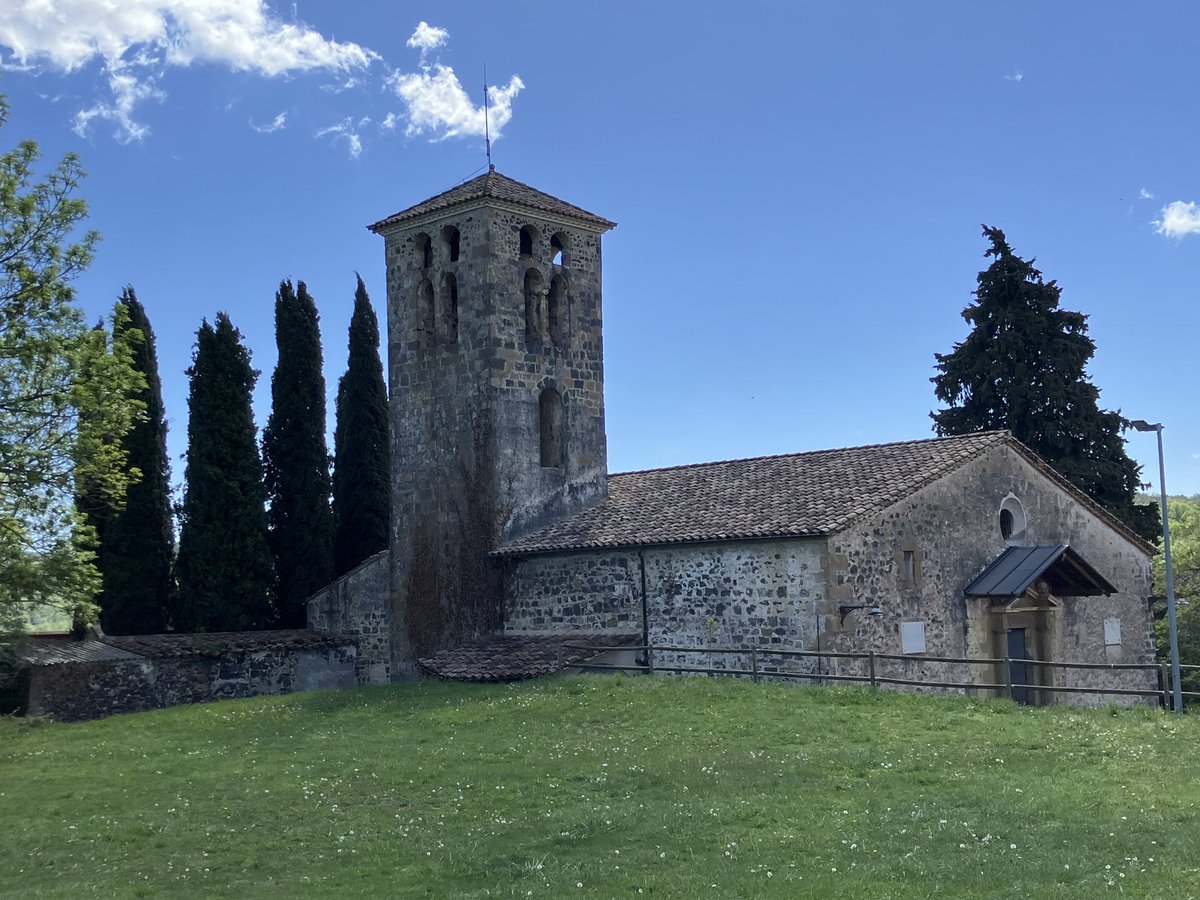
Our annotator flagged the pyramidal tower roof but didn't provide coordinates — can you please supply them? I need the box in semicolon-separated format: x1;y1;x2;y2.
369;168;616;234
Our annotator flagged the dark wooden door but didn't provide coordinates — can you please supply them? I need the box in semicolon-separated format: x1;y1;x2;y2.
1007;628;1030;705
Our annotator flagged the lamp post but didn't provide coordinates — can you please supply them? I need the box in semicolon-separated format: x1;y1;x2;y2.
1130;419;1183;713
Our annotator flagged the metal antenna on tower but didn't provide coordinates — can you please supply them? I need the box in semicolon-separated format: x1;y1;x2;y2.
483;64;493;171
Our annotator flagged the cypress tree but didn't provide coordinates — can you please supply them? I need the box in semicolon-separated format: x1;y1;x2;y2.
174;314;275;632
932;226;1159;543
263;280;333;627
96;288;174;634
332;275;390;576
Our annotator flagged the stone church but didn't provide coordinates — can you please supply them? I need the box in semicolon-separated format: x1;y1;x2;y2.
308;169;1157;706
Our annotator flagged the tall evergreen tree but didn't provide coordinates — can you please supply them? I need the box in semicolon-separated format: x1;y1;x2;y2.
174;314;275;632
94;288;174;634
932;226;1159;543
332;275;390;577
263;280;333;627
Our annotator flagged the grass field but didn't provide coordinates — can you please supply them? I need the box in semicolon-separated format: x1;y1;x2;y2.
2;676;1199;898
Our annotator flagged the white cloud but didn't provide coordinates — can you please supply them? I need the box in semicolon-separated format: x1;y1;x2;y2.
1155;201;1200;238
316;118;363;158
0;0;375;75
380;112;399;131
407;21;448;54
1004;71;1024;82
1;0;377;140
390;65;523;140
251;111;288;133
73;71;166;142
1140;188;1155;200
387;23;523;142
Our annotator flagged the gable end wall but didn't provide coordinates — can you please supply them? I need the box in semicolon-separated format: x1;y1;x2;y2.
823;443;1154;702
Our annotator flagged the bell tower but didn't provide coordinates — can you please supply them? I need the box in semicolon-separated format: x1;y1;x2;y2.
369;169;615;670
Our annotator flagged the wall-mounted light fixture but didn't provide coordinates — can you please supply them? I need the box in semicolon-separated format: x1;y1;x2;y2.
839;604;883;626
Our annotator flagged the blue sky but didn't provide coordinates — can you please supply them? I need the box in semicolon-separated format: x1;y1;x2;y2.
2;1;1198;497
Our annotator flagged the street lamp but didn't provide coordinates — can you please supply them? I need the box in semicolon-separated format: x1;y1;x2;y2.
1130;419;1183;713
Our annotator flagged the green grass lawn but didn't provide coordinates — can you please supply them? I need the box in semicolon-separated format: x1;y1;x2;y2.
2;676;1198;898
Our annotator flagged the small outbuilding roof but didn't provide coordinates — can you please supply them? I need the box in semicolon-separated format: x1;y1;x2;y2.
14;637;144;667
102;630;353;659
11;629;355;667
368;169;616;232
963;545;1117;599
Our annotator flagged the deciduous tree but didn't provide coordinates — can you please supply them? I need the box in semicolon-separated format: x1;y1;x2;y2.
932;226;1158;543
0;97;141;634
1153;495;1200;696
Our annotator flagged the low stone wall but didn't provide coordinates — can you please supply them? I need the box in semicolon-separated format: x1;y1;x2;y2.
307;550;392;684
25;642;357;722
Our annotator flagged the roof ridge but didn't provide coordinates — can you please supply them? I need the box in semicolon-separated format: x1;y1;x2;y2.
369;168;615;232
609;430;1009;480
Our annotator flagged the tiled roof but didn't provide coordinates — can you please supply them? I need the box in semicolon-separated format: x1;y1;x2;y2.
420;632;640;682
101;630;354;659
498;432;1016;555
368;169;615;232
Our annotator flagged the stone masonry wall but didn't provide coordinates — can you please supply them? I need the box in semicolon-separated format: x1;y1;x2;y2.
379;198;611;670
506;539;826;678
26;645;358;722
823;444;1154;705
306;550;391;684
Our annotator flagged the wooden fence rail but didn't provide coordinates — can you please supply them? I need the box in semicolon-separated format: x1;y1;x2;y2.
562;641;1195;708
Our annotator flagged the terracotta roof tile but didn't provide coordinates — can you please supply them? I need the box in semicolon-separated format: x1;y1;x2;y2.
497;432;1012;555
368;169;615;232
420;632;640;682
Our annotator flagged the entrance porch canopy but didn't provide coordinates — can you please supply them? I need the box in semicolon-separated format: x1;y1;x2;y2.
964;545;1117;600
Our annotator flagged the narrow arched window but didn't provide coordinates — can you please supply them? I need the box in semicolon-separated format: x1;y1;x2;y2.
415;233;432;269
443;225;460;262
441;273;459;344
417;279;434;342
550;233;567;266
520;225;536;258
548;274;567;346
539;389;564;467
524;268;544;343
999;495;1027;541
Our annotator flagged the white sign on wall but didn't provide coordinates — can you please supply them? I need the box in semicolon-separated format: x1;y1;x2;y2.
1104;617;1121;646
900;620;926;654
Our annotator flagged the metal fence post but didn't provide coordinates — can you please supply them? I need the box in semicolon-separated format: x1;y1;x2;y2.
1004;656;1013;700
646;643;655;676
751;648;760;683
1160;663;1171;710
868;651;877;689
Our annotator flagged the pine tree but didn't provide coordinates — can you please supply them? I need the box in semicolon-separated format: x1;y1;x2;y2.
263;280;333;627
332;275;390;577
932;226;1159;543
174;314;275;632
95;288;174;635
